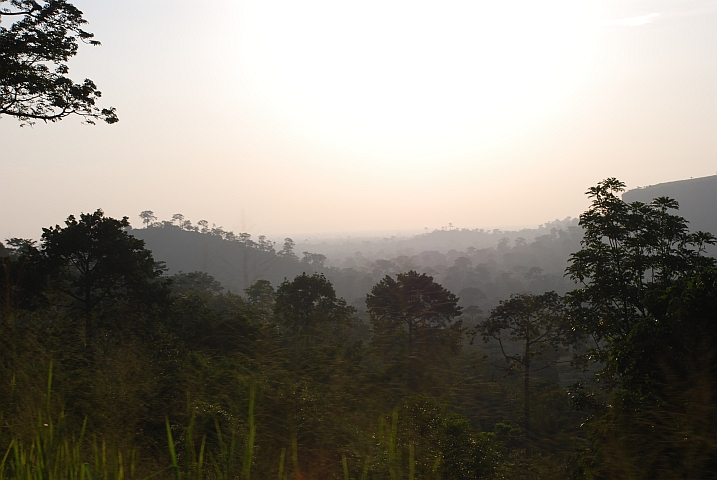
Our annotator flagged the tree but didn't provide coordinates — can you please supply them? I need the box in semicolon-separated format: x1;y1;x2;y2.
244;279;275;324
171;213;184;227
257;235;275;254
566;178;716;392
366;271;463;391
170;271;223;297
278;237;298;260
139;210;156;228
474;291;578;457
0;237;46;360
41;209;168;344
272;273;358;440
0;0;118;125
274;272;354;338
301;251;326;269
565;178;717;477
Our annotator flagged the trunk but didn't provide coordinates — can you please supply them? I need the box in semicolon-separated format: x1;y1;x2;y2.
85;273;93;346
524;341;531;458
242;245;249;289
407;320;415;390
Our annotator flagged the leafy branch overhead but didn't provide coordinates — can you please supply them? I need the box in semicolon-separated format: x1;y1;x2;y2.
0;0;118;125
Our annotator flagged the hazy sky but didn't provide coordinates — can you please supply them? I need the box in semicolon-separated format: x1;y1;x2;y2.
2;0;716;241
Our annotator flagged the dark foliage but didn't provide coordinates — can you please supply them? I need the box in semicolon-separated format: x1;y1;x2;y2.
0;0;118;124
367;270;463;393
566;178;717;478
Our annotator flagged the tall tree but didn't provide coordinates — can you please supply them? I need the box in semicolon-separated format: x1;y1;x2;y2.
41;209;168;344
366;271;463;391
301;252;326;269
171;213;184;226
257;235;275;254
278;237;297;260
475;291;578;457
274;272;354;339
244;279;275;324
0;0;118;125
271;272;360;456
139;210;156;228
566;178;716;392
566;178;717;477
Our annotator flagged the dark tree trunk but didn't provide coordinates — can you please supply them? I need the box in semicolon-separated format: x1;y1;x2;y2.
84;263;94;358
407;319;415;390
524;341;531;458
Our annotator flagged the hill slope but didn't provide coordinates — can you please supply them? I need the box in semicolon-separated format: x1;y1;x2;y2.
623;175;717;235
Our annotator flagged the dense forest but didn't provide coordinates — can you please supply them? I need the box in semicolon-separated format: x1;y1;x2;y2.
3;1;717;478
2;179;717;479
128;217;582;315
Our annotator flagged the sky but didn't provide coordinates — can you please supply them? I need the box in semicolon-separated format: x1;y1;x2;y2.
2;0;717;241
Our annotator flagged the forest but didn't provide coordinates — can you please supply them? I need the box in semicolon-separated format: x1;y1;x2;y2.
3;2;717;477
126;214;582;315
2;179;717;479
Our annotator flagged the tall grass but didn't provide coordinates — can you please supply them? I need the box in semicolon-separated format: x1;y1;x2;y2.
0;363;134;480
2;369;444;480
165;383;256;480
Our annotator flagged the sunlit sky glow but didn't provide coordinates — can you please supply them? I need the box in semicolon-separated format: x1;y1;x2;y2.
2;0;717;241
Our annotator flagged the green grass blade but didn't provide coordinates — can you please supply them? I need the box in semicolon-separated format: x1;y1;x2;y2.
197;436;206;480
277;448;286;480
291;433;299;480
360;455;370;480
165;418;180;480
408;443;414;480
242;383;256;480
342;454;349;480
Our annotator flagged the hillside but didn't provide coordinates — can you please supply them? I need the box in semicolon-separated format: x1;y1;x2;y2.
129;220;583;313
623;175;717;236
129;224;308;293
130;177;717;312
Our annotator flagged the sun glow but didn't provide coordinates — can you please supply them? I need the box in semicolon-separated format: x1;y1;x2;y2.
234;0;597;157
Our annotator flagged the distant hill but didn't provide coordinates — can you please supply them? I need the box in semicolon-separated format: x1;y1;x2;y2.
129;225;308;293
126;177;717;309
128;220;583;312
623;175;717;236
294;217;579;267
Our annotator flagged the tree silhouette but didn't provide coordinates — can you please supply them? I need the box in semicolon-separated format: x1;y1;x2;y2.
0;0;118;125
475;291;578;457
566;178;716;391
366;271;463;391
274;272;354;338
564;178;717;476
278;237;298;260
41;209;167;345
171;213;184;226
139;210;156;228
301;252;326;269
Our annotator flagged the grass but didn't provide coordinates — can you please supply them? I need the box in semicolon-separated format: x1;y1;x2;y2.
0;368;438;480
0;364;134;480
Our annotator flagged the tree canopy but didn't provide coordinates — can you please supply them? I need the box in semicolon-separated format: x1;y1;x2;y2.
475;291;579;457
367;270;463;391
40;209;168;343
0;0;118;125
566;178;717;477
566;178;716;391
274;272;355;338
